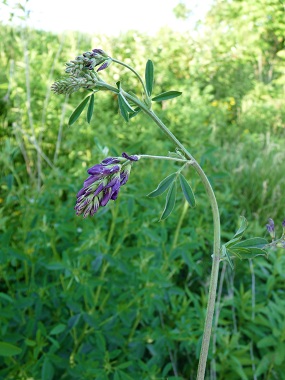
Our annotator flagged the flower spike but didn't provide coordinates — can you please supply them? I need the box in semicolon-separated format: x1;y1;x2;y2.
75;153;139;217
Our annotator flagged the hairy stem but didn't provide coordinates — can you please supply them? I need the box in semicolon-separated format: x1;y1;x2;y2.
121;91;221;379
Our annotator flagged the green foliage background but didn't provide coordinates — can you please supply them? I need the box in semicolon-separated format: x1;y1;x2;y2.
0;0;285;379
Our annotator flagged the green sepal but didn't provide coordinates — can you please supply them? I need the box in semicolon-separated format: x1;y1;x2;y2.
69;95;91;126
145;59;154;96
86;93;94;123
152;91;182;102
179;173;196;207
160;181;177;221
147;173;176;198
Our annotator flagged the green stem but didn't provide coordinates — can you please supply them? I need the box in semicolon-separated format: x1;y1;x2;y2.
122;91;221;379
139;154;192;164
90;79;221;378
112;58;149;96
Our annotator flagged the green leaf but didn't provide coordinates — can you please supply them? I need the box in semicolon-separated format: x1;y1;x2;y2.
257;335;276;348
50;324;66;335
145;59;154;96
221;244;234;270
42;357;54;380
129;106;141;119
118;93;135;122
229;247;267;259
119;93;135;113
147;173;177;197
179;173;195;207
231;237;268;249
152;91;182;102
224;237;242;248
118;94;129;122
0;342;22;356
69;95;90;126
160;181;177;221
86;93;94;123
233;216;248;239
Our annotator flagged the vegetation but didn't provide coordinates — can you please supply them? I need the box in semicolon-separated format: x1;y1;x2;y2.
0;0;285;379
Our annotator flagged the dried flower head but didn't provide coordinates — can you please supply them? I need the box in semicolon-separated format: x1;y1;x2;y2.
75;153;139;218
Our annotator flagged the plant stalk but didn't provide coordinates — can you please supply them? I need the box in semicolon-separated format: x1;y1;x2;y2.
123;92;221;379
90;78;221;378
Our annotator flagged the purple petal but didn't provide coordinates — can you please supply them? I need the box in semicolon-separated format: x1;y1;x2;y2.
101;157;120;165
122;152;139;161
120;172;129;186
105;177;120;189
97;61;109;72
77;187;86;198
92;48;105;55
109;165;120;174
87;164;104;175
111;180;121;193
111;189;120;200
84;175;100;188
93;183;104;197
100;189;112;207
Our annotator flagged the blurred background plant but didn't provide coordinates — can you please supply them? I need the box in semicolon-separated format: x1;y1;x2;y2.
0;0;285;379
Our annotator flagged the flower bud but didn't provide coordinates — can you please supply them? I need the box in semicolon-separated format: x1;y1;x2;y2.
266;218;275;240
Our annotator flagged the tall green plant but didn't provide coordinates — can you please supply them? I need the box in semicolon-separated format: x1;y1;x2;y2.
50;48;284;379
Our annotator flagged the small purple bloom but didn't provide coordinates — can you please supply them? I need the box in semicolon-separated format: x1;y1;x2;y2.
97;61;109;72
122;152;139;161
75;153;138;217
266;218;275;239
282;219;285;228
92;48;106;56
101;157;121;165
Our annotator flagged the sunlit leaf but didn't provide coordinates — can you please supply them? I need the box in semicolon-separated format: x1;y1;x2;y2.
147;173;177;197
69;95;90;126
145;59;154;96
86;93;94;123
160;181;177;220
118;94;129;122
152;91;182;102
179;173;195;207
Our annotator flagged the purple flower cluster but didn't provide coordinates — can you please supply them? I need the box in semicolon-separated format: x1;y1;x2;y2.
75;152;139;218
83;49;112;72
64;49;112;78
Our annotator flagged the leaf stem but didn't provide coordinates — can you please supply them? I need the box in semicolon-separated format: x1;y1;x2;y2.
139;154;193;164
112;58;148;96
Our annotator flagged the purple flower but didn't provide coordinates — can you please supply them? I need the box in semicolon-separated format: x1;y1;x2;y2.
75;153;139;218
266;218;275;239
282;219;285;228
